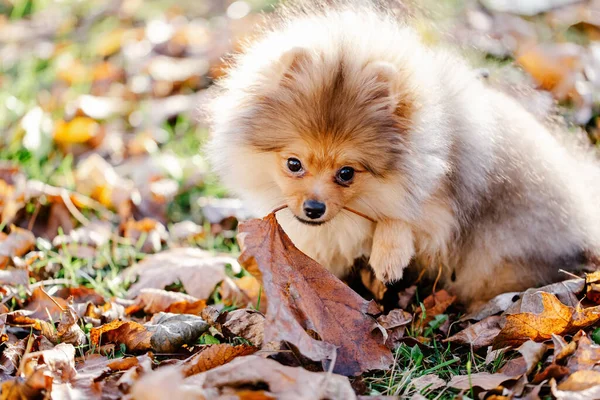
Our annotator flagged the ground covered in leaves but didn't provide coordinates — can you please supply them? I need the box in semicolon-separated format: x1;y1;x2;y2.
2;0;600;399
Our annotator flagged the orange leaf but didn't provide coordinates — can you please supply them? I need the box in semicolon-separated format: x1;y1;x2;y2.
494;292;600;348
182;344;257;376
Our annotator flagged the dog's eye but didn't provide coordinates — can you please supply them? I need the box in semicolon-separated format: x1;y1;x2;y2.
336;166;355;183
287;158;303;173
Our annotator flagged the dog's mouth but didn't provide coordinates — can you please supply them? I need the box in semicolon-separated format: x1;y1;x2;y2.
294;215;328;226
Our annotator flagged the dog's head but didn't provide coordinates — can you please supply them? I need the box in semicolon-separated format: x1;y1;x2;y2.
231;47;416;224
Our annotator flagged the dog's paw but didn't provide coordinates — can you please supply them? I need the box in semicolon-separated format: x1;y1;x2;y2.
369;241;414;283
369;220;415;283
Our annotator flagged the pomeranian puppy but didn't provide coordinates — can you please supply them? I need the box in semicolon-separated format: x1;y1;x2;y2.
207;1;600;306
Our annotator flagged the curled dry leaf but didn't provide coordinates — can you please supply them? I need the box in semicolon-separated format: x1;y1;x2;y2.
126;288;206;315
123;247;239;300
181;344;257;376
237;213;392;376
445;316;502;350
377;309;412;350
494;292;600;348
0;226;36;269
90;313;209;353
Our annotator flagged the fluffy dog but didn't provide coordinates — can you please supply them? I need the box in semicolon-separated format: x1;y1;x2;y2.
207;1;600;306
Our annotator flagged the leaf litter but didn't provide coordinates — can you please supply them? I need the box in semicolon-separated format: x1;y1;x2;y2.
2;0;600;399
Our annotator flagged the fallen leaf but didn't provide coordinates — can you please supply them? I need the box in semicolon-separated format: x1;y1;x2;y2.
0;338;27;376
552;370;600;400
238;213;392;376
415;290;456;329
0;269;29;286
23;287;68;321
0;226;35;269
90;320;152;352
532;363;571;384
54;117;103;144
448;372;517;390
377;309;412;349
445;316;502;350
90;312;208;353
517;340;548;375
126;288;206;315
567;331;600;372
121;218;168;253
181;344;257;376
55;286;105;305
132;355;356;400
494;292;600;348
219;308;265;347
124;247;240;300
552;333;577;363
410;374;445;392
398;285;417;310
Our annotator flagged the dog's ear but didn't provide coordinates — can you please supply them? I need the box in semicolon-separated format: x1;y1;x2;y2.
364;61;415;131
364;61;398;101
271;46;310;87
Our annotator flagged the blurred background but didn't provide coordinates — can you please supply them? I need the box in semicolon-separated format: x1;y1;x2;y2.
1;0;600;250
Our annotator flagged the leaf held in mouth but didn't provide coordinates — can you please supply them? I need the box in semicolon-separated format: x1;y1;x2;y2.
237;212;392;376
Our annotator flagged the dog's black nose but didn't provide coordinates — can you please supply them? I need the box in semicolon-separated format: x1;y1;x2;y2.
303;200;326;219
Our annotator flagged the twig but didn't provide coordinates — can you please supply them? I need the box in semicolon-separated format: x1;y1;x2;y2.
27;201;41;231
39;287;66;312
60;190;90;227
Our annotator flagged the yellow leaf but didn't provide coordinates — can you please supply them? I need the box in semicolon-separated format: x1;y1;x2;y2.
53;117;100;144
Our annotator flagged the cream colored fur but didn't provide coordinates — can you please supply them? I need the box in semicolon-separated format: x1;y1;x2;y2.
207;2;600;305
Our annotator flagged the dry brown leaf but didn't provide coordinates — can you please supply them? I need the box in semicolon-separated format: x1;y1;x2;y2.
55;286;105;305
445;316;502;350
566;331;600;372
124;247;239;300
494;292;600;348
586;271;600;304
90;313;208;353
415;290;456;329
219;309;265;347
131;355;356;400
182;344;257;376
0;226;35;269
448;372;517;390
238;213;392;376
126;288;206;315
23;287;68;320
90;320;152;352
377;309;412;350
552;370;600;400
0;338;27;376
532;363;571;384
0;270;29;286
410;374;446;392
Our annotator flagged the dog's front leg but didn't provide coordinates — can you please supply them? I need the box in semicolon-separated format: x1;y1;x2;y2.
369;220;415;283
